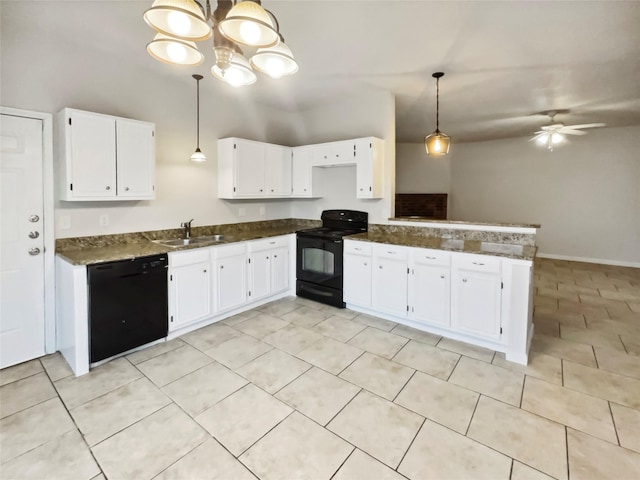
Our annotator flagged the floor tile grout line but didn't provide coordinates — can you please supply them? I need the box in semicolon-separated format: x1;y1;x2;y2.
391;369;418;404
393;416;426;473
564;426;570;480
464;393;482;437
607;400;622;448
445;354;463;382
328;447;357;480
508;458;514;480
0;361;45;388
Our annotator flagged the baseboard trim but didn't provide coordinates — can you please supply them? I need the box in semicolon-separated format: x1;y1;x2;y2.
537;252;640;269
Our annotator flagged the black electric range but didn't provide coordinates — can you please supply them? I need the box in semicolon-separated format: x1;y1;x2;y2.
296;210;368;308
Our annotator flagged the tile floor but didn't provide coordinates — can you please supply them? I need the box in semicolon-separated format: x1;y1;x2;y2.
1;258;639;480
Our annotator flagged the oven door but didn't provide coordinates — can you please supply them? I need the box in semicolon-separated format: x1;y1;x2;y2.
296;235;343;289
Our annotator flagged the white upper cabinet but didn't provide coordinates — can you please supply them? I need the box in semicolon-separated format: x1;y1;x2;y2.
291;146;313;197
354;137;384;199
311;141;354;166
218;138;292;199
57;108;155;201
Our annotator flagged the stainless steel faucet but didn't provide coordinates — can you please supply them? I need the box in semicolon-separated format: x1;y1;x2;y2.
181;219;194;239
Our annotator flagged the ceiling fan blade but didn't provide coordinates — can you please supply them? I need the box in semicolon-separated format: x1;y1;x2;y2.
540;123;563;131
560;129;587;136
563;123;606;130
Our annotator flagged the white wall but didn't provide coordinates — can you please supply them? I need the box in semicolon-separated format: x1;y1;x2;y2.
449;126;640;264
396;143;451;194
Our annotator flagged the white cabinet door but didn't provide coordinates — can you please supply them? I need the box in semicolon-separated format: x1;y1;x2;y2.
169;262;211;331
344;254;372;307
409;263;450;327
451;269;502;341
235;140;266;196
292;146;312;197
266;145;292;196
67;110;117;198
355;137;383;199
249;253;271;301
372;256;408;317
116;119;155;199
270;246;289;294
215;254;248;313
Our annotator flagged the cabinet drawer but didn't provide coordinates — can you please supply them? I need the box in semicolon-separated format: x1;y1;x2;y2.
248;235;290;252
344;241;372;256
373;243;408;260
169;248;210;267
410;248;451;267
453;253;501;274
211;242;247;260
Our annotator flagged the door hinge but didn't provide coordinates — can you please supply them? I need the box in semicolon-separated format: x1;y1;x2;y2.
68;118;72;125
70;183;73;191
233;186;236;192
170;274;173;281
248;258;251;264
500;327;503;334
152;130;155;137
406;305;409;312
153;185;155;191
370;143;372;148
369;186;372;191
501;282;504;289
407;267;410;274
170;315;173;323
234;143;237;149
248;290;252;297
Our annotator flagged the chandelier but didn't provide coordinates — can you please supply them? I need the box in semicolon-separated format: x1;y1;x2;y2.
144;0;298;87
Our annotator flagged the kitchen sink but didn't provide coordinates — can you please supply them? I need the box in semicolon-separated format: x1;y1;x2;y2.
153;234;229;247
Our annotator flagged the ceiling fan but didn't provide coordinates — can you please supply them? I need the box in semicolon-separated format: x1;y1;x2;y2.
531;110;605;151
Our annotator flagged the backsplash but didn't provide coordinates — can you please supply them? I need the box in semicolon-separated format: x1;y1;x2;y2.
395;193;448;219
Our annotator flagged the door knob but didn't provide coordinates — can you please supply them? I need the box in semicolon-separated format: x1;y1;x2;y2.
28;214;39;223
28;231;40;239
29;247;41;256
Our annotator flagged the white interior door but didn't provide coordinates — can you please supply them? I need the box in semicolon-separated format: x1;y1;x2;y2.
1;114;46;368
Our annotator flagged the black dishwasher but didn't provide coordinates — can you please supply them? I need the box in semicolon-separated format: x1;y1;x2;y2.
88;255;168;363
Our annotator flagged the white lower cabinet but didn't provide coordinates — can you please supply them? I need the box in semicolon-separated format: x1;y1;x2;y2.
168;249;212;332
270;247;289;293
451;254;502;341
371;244;409;317
214;243;248;314
408;249;451;328
247;236;290;302
344;241;373;307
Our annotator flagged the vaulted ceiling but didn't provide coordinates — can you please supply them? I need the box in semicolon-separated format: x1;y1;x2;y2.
3;1;640;143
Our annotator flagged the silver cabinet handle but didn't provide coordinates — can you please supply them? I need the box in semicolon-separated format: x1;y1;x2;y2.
387;251;397;254
269;241;276;244
274;254;277;258
378;265;383;269
425;256;436;260
472;262;485;266
363;262;368;266
354;247;362;251
29;247;40;256
28;231;40;239
203;269;207;273
303;188;307;191
462;278;467;283
125;187;130;191
440;275;445;279
28;215;39;223
220;265;224;269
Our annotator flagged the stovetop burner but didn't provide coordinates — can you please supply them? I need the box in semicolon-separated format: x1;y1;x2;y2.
296;226;365;239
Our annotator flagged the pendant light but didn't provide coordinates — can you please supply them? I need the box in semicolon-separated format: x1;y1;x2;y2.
147;33;204;66
144;0;212;41
190;74;206;162
425;72;451;157
250;36;298;78
218;1;279;48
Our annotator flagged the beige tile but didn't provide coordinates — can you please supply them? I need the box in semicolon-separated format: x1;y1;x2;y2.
533;295;558;309
558;283;601;296
204;333;273;370
71;377;171;446
348;327;408;359
468;396;567;480
0;398;75;463
628;301;640;313
594;346;640;379
530;334;597;367
563;360;640;409
220;309;260;326
290;296;324;309
155;438;255;480
399;419;511;480
234;313;289;338
258;298;300;317
93;405;208;479
296;336;364;375
537;286;580;302
534;318;560;337
567;427;640;480
339;352;414;400
1;429;100;480
181;322;240;351
236;349;311;394
263;324;323;354
196;383;292;456
436;337;495;362
600;289;640;302
0;372;56;418
560;324;626;351
333;449;406;480
610;402;640;453
449;356;524;406
91;474;106;480
240;411;352;480
313;315;366;342
281;305;331;328
136;344;212;387
534;306;586;328
162;362;247;416
390;324;441;345
351;313;397;331
276;367;360;425
393;339;460;379
320;305;359;320
621;334;640;356
0;359;43;386
492;351;563;385
511;461;555;480
126;338;185;365
395;371;478;434
521;376;617;443
40;353;73;381
585;316;640;338
327;390;423;468
558;299;608;317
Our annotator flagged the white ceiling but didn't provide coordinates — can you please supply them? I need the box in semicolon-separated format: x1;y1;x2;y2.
5;0;640;143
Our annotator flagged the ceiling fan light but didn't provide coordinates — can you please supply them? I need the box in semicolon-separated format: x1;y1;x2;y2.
211;53;257;87
218;1;279;47
147;33;204;66
536;133;549;145
250;41;298;78
551;132;564;144
144;0;212;41
425;130;451;157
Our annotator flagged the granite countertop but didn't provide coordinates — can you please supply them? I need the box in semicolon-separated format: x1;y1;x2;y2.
57;225;308;266
347;232;537;261
389;217;541;229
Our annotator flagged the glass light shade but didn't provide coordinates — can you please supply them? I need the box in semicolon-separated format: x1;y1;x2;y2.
218;1;279;47
211;53;257;87
147;33;204;66
190;147;206;162
425;130;451;156
250;41;298;78
144;0;212;41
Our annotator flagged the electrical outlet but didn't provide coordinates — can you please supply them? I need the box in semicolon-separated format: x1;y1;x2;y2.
259;206;266;216
99;214;109;227
59;215;71;230
238;207;246;217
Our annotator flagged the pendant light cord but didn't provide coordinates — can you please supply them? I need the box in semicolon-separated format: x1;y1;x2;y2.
196;77;200;148
436;76;440;131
